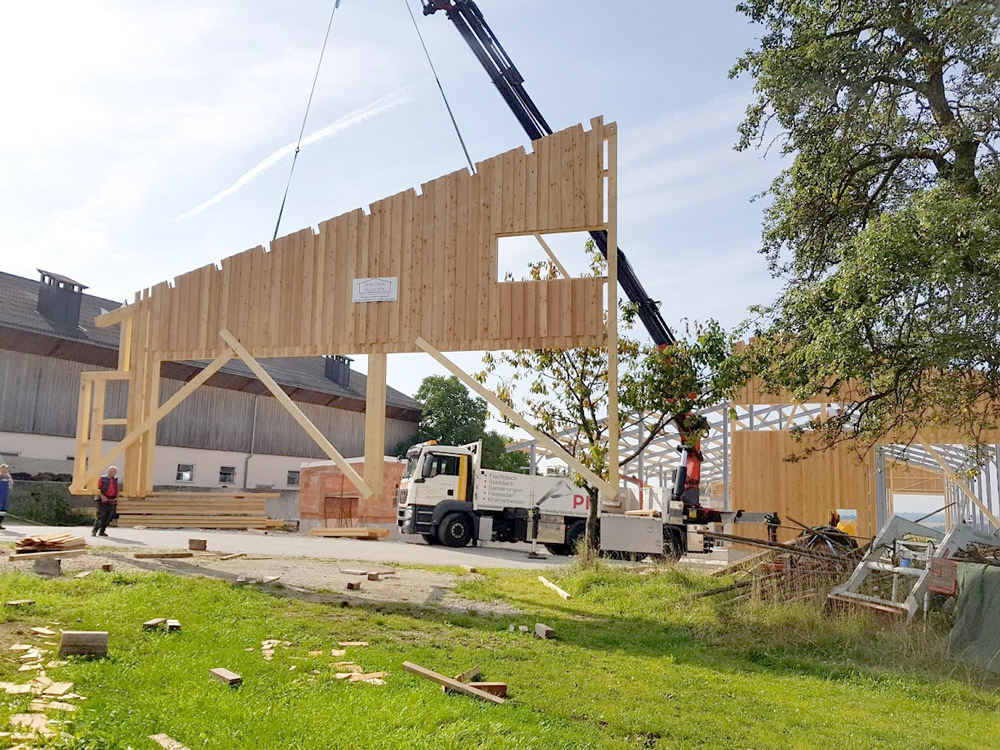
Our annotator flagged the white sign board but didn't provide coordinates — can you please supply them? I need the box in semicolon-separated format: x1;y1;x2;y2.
352;277;398;303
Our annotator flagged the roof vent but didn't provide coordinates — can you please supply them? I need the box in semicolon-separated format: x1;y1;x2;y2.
36;269;87;328
323;355;353;387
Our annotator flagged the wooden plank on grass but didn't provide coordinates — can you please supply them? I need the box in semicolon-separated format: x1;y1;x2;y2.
166;619;181;632
30;627;55;637
5;600;35;607
143;618;167;631
538;576;572;600
210;667;242;686
59;631;108;657
402;661;505;704
41;682;73;697
150;733;192;750
534;623;554;639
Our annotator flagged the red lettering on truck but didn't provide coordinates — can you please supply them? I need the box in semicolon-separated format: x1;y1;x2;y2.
573;494;589;509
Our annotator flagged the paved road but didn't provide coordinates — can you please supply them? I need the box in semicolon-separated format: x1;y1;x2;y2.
0;524;570;570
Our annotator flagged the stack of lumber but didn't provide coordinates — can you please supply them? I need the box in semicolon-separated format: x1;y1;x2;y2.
13;534;86;557
308;527;390;540
116;493;283;530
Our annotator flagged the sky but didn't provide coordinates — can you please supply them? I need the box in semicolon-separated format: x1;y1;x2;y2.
0;0;787;421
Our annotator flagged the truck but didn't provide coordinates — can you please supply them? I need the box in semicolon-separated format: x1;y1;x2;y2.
397;440;779;558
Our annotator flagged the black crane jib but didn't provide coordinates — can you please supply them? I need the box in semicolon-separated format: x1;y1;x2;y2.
421;0;676;348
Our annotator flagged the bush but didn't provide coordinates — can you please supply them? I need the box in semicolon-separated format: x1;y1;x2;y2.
8;481;92;526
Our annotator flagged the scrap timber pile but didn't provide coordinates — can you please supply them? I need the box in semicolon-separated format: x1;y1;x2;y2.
12;534;86;557
953;542;1000;567
706;526;864;604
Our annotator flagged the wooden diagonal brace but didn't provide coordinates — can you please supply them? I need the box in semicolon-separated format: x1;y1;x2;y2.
415;336;616;498
219;329;374;500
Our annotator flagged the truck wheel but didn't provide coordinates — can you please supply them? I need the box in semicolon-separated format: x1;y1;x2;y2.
544;543;569;556
564;521;586;556
663;527;683;561
438;513;473;548
421;534;440;545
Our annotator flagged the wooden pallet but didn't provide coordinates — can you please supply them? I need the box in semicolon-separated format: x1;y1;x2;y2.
308;527;390;540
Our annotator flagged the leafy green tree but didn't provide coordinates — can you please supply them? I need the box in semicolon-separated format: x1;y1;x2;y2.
413;375;487;446
479;243;742;549
401;375;527;471
732;0;1000;451
481;431;530;474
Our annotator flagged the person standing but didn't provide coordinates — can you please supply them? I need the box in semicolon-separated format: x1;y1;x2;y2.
0;464;13;529
93;466;119;537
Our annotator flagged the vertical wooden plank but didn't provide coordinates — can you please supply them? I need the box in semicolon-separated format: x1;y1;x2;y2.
475;165;490;347
606;122;620;498
501;149;515;234
73;377;93;490
513;146;527;235
299;231;316;347
537;135;550;232
318;219;337;346
267;239;283;349
500;281;512;343
356;209;371;347
462;171;478;349
388;192;403;347
363;352;387;499
526;143;539;231
379;197;394;348
197;265;212;351
344;211;359;349
489;161;503;341
399;190;414;347
142;357;160;496
587;116;604;225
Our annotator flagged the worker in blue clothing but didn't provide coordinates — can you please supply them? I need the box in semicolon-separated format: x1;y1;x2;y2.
0;464;12;529
93;466;120;537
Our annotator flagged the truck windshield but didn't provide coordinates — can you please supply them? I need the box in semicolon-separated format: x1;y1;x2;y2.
403;455;420;479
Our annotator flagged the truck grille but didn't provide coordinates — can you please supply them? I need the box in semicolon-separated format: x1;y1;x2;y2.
396;487;408;506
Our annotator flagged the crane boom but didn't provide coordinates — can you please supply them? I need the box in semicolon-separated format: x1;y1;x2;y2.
422;0;675;347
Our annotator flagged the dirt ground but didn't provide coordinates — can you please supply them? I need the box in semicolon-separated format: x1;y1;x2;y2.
3;547;522;618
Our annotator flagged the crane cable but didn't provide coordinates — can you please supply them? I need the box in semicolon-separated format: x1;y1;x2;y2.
401;0;476;174
272;0;344;242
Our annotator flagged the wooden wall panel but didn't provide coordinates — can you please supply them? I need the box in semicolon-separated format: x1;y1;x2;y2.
731;430;877;541
100;121;610;360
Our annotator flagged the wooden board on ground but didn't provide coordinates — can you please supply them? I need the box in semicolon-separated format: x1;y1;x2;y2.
188;539;207;551
402;661;505;704
209;668;242;686
9;549;85;561
59;631;108;657
134;552;194;559
308;527;390;540
538;576;572;600
534;623;554;639
150;733;192;750
143;618;167;631
5;600;35;607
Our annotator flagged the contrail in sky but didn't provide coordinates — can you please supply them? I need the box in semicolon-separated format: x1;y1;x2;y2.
176;85;416;220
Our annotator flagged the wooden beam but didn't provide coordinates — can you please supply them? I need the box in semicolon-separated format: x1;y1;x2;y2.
364;352;387;501
533;234;570;279
72;347;236;492
605;122;620;502
402;661;505;704
94;304;134;328
219;329;374;500
917;435;1000;531
414;336;616;497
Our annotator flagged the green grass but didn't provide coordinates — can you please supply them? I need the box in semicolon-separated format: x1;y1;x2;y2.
0;564;996;749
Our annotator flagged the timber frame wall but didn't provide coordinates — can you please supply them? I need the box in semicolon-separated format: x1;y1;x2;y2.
72;118;621;502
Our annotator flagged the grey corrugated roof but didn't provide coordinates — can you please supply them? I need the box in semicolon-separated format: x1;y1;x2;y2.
0;271;420;413
0;271;122;347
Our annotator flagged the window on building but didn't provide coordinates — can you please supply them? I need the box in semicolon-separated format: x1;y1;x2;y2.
219;466;236;484
176;464;194;482
287;470;300;486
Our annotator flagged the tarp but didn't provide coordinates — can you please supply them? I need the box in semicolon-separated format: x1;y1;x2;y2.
949;563;1000;675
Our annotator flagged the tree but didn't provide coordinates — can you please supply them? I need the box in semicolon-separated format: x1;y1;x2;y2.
413;375;487;447
479;243;742;550
401;375;528;472
731;1;1000;451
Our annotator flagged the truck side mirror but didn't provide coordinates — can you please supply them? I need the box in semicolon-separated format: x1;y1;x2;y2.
421;459;433;479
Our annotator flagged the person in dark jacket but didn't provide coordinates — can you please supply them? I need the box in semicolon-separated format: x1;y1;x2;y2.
0;464;12;529
93;466;119;537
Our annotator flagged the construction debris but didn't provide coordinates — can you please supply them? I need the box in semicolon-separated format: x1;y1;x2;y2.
538;575;572;600
59;631;108;658
469;682;507;697
338;641;368;647
74;570;93;579
34;559;61;577
219;553;245;561
402;661;504;704
188;539;207;551
166;620;181;632
29;628;55;637
143;618;168;631
5;600;35;608
260;639;290;661
210;668;242;686
346;581;362;591
12;533;85;556
41;682;72;697
534;623;554;639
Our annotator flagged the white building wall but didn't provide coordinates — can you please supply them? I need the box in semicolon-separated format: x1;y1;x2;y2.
0;430;332;492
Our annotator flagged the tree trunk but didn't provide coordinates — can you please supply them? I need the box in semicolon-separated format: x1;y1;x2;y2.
584;486;600;557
